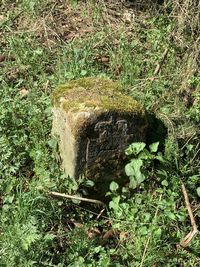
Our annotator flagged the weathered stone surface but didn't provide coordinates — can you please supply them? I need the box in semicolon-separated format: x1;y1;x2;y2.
52;77;148;181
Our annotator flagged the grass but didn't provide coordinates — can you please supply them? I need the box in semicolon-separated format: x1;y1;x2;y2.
0;0;200;266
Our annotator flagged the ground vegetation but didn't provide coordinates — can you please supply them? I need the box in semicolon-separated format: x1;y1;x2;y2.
0;1;199;266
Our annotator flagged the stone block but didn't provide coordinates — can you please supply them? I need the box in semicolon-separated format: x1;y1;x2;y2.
52;77;148;181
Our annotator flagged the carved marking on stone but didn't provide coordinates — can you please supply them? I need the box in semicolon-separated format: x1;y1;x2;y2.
85;118;130;175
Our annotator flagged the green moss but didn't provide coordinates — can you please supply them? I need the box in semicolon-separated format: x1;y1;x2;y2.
52;77;144;114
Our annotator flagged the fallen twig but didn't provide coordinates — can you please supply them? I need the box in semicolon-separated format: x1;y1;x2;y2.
49;191;105;206
180;182;199;248
151;48;169;81
96;208;106;220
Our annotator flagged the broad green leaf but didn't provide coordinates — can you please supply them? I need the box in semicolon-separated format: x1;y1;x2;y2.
109;181;119;192
161;180;168;187
131;159;145;183
165;211;176;220
137;173;145;183
81;69;87;76
109;196;120;210
125;159;143;177
105;191;111;197
65;72;75;79
129;176;137;189
149;142;159;153
144;212;151;222
112;195;120;205
4;195;14;204
136;197;142;204
157;169;168;179
197;187;200;197
138;149;152;160
155;154;165;162
125;163;134;176
186;144;194;151
154;228;162;237
177;214;186;222
188;175;199;183
139;226;148;236
125;159;145;188
125;142;146;156
84;179;95;188
47;138;58;149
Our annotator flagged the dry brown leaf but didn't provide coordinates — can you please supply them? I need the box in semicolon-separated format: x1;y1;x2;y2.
114;64;122;76
0;15;4;22
19;88;29;98
102;229;119;240
87;227;101;239
69;219;83;228
122;11;135;24
119;231;129;241
0;55;6;63
0;55;15;63
73;222;84;228
101;57;109;63
95;56;110;66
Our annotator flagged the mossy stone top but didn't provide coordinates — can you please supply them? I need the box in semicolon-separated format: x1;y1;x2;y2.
52;77;144;115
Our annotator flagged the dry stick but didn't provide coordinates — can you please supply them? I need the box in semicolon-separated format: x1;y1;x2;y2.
193;203;200;213
151;48;169;81
140;194;162;267
49;191;105;206
180;133;196;151
96;208;106;220
140;234;151;267
180;182;199;248
43;18;51;51
191;146;200;164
